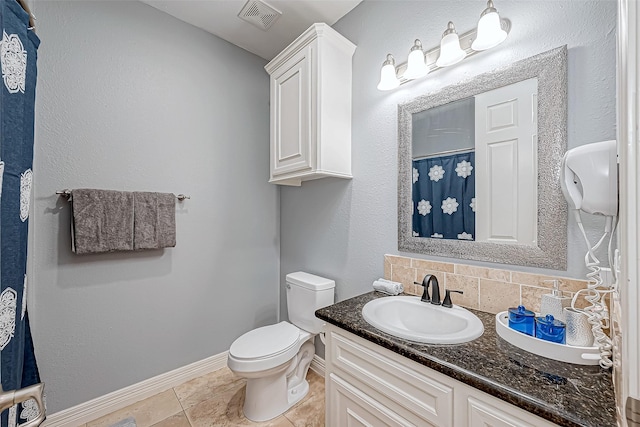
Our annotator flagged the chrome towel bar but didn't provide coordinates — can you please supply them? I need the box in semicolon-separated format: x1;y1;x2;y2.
56;190;190;201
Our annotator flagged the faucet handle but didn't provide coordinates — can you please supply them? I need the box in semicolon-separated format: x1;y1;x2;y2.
442;290;463;308
413;281;430;303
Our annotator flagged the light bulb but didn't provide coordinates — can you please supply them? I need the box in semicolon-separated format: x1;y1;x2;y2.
403;39;429;80
377;54;400;91
436;22;466;67
472;1;508;51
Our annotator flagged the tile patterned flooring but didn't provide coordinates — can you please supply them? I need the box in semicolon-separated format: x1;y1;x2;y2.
82;368;325;427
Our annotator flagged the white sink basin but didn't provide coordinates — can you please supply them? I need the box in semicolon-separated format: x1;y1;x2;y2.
362;296;484;344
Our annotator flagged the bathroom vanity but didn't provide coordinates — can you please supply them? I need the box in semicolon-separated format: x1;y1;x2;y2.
316;292;616;427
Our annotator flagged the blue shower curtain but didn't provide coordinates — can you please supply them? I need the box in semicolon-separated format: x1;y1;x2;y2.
0;1;41;425
412;152;475;240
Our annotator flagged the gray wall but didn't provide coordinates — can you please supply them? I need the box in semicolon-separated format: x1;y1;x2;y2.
280;0;617;319
30;1;278;413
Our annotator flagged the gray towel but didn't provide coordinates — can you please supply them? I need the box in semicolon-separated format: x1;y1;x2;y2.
133;192;176;250
71;189;134;254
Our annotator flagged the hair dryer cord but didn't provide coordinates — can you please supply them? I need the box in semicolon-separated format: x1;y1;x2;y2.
571;210;616;369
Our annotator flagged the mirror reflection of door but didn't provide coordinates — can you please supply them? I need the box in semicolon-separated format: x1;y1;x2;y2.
411;78;538;245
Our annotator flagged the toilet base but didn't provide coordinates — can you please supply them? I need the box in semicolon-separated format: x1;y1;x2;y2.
242;340;315;422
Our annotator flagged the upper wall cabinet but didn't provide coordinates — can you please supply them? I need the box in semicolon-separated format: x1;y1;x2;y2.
265;23;356;186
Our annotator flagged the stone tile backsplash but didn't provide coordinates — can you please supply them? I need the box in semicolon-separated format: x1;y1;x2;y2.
384;254;590;314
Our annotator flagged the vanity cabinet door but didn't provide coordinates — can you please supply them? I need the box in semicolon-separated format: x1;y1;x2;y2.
455;382;560;427
326;328;453;426
328;373;418;427
270;45;312;179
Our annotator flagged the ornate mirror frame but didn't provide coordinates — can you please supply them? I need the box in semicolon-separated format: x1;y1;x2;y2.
398;46;568;270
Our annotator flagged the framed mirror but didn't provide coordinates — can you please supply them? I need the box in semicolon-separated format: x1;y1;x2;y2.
398;46;568;269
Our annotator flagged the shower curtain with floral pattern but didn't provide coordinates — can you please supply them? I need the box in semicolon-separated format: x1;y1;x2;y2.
412;152;476;240
0;1;41;425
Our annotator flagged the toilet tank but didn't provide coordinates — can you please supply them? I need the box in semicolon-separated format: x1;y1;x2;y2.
286;272;335;334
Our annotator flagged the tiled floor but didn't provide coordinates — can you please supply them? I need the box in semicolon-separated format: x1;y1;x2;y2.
82;368;325;427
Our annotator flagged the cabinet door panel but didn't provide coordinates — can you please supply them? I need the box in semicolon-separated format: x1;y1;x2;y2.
466;392;556;427
329;331;453;426
466;396;551;427
328;373;419;427
271;47;312;177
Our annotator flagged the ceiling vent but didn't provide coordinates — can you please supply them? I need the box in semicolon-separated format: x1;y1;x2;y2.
238;0;282;31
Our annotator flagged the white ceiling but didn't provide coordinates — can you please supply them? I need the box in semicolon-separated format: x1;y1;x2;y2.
141;0;362;61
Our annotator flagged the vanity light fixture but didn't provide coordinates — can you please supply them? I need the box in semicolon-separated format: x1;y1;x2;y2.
377;54;400;91
376;0;510;91
472;0;508;51
403;39;429;80
436;22;466;67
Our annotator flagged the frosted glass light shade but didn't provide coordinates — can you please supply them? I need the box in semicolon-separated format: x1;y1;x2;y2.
377;54;399;91
403;40;429;80
436;31;466;67
472;10;507;51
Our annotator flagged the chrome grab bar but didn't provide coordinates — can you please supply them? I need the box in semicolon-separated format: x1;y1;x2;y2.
0;383;45;427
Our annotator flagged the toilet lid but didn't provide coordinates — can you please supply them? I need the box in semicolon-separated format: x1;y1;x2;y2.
230;322;300;360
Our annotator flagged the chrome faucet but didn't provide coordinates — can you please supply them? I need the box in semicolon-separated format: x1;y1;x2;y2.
414;274;441;305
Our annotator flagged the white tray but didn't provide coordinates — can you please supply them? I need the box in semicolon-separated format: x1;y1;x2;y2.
495;311;600;365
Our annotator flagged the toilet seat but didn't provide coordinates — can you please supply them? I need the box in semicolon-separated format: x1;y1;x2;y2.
228;322;302;373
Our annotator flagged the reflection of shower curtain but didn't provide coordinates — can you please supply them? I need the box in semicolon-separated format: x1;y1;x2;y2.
412;152;475;240
0;1;41;425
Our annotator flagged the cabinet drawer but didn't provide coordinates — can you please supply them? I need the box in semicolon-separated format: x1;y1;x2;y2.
329;331;453;426
328;373;417;427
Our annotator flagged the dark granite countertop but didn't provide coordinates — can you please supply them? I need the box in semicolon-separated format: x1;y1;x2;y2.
316;291;616;427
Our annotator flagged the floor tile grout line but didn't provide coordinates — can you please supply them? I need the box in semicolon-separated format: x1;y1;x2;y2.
183;410;194;427
172;386;189;412
180;399;196;427
170;385;196;427
170;384;195;427
167;388;186;425
142;389;185;427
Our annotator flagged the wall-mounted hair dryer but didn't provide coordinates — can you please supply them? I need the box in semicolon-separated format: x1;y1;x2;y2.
560;139;618;369
560;139;618;217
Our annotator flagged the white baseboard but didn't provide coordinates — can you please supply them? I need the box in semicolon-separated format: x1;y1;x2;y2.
43;351;229;427
310;354;325;377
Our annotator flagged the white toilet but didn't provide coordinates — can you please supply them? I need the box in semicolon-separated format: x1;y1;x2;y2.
227;272;335;422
